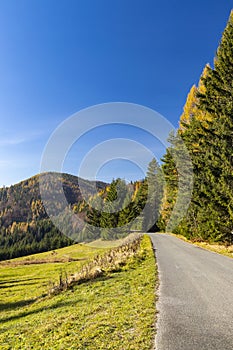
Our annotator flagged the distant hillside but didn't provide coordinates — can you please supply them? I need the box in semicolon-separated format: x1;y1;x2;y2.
0;173;107;260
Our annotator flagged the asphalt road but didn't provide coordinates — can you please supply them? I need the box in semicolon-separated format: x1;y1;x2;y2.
150;233;233;350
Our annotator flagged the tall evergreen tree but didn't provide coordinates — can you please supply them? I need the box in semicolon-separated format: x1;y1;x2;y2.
159;145;178;231
163;11;233;242
142;158;164;232
193;11;233;241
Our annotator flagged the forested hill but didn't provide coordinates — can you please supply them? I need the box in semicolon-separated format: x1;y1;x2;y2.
0;165;163;261
0;173;107;260
0;173;106;225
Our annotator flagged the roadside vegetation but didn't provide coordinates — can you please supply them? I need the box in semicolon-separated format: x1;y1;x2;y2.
167;232;233;259
159;12;233;244
0;234;157;350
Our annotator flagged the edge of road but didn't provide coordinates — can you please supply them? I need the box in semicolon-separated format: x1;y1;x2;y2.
153;231;233;260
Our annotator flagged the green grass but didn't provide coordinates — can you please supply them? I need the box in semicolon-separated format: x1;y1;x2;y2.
1;242;105;262
0;244;107;306
0;235;157;349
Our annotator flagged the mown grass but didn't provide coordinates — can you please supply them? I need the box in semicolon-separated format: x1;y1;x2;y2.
0;244;107;307
0;235;157;349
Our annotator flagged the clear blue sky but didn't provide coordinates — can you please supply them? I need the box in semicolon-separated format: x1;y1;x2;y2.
0;0;232;186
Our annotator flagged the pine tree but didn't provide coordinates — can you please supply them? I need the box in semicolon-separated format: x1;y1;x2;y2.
159;147;178;231
100;179;129;239
172;11;233;242
142;158;164;232
195;11;233;241
179;65;213;134
199;11;233;118
130;180;148;229
82;195;103;241
159;130;193;233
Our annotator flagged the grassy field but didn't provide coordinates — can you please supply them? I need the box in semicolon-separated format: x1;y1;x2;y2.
0;235;157;349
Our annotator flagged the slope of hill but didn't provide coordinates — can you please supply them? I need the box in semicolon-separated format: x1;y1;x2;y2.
0;173;107;260
0;235;157;349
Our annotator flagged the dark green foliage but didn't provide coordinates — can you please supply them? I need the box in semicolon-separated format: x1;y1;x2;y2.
84;178;150;240
142;158;164;232
159;142;178;231
160;12;233;243
198;12;233;119
85;160;164;239
0;219;73;260
100;179;136;239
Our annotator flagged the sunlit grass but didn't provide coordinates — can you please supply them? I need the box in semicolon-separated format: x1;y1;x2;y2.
0;244;106;306
0;235;157;349
167;232;233;258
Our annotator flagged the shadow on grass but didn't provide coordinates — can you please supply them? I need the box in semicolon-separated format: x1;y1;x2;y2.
0;274;116;323
0;277;44;286
0;299;76;323
0;280;43;290
0;299;36;312
76;274;115;288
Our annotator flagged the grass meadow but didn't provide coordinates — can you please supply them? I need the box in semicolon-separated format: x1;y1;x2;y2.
0;235;157;349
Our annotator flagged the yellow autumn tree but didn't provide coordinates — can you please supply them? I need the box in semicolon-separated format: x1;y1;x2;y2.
179;65;212;133
159;65;213;230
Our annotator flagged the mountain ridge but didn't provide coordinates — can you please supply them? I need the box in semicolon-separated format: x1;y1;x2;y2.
0;172;108;260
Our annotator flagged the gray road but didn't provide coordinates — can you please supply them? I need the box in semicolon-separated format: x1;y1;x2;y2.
150;233;233;350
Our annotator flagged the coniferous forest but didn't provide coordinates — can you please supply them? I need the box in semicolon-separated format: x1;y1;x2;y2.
0;173;107;260
159;11;233;243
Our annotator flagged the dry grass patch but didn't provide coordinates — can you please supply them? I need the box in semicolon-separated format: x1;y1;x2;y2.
50;234;144;294
0;234;157;350
166;232;233;258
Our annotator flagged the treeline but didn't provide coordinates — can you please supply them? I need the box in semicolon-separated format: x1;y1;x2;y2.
80;158;163;241
0;219;73;260
0;166;165;260
0;164;164;260
159;11;233;243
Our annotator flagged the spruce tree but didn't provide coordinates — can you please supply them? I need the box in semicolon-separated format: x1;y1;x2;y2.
159;147;178;231
171;11;233;242
196;11;233;241
142;158;164;232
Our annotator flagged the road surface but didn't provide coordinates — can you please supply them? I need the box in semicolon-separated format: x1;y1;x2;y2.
150;233;233;350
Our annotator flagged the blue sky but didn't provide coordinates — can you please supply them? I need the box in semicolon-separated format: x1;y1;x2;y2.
0;0;232;186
